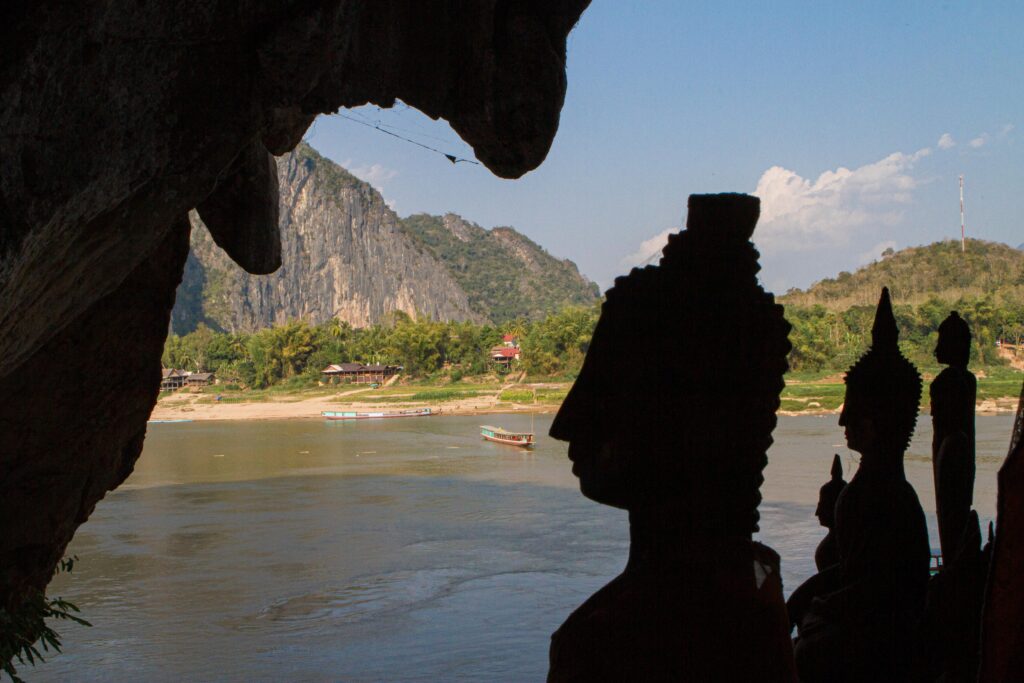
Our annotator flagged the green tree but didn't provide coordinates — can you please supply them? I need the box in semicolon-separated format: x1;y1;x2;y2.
388;315;450;375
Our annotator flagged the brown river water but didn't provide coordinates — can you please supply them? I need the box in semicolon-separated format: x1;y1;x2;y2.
38;414;1011;681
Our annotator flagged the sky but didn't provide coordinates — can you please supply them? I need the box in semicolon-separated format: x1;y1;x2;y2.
306;1;1024;294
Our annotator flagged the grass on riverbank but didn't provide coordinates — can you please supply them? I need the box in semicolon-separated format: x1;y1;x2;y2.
350;388;489;403
781;365;1023;413
159;365;1024;415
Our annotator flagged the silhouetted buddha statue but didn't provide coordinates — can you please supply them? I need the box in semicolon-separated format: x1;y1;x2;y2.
930;311;976;561
919;510;988;681
814;454;846;571
547;194;796;682
793;288;931;683
786;455;847;629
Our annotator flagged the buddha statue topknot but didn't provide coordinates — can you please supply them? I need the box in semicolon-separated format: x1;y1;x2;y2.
547;193;796;681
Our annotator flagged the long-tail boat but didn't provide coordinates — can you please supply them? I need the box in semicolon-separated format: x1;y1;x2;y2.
480;425;534;447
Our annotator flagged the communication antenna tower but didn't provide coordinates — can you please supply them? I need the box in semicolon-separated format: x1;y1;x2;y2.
960;175;966;253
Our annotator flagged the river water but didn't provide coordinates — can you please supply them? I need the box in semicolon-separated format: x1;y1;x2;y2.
39;414;1011;682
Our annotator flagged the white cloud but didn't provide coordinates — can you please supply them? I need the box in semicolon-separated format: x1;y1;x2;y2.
938;133;956;149
1000;123;1015;137
621;228;676;268
341;160;400;212
345;162;398;186
858;240;898;265
753;147;930;251
969;134;989;148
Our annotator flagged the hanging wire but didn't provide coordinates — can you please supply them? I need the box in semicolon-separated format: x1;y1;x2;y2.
334;112;480;166
367;105;461;147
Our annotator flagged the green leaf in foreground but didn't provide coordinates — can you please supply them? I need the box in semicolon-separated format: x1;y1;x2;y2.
1;556;90;682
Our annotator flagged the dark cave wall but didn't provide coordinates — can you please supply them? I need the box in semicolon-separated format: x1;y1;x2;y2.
0;0;590;605
0;217;192;602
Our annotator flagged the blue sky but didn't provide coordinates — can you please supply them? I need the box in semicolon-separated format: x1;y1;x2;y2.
307;1;1023;293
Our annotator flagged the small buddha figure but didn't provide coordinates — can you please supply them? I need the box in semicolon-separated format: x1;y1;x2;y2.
547;194;796;682
793;288;931;682
786;455;847;629
930;311;977;560
814;454;846;571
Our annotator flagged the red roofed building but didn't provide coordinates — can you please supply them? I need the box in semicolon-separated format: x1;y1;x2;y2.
491;345;521;367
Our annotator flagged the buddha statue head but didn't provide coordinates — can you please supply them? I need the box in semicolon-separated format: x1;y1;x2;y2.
549;194;791;537
935;311;971;367
815;454;846;529
839;288;922;460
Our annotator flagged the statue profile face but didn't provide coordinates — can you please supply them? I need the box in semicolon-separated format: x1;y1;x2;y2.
934;336;952;365
567;435;634;509
553;323;649;510
815;477;844;527
838;397;874;456
935;311;971;366
815;496;835;528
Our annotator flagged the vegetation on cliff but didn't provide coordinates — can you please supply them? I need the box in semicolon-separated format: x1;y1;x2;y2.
172;143;598;334
400;213;600;323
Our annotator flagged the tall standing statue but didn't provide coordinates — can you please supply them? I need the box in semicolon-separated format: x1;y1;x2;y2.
547;194;796;681
793;288;931;682
930;311;977;560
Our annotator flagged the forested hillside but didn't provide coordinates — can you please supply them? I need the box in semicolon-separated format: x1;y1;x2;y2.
166;236;1024;387
780;240;1024;372
780;239;1024;309
401;213;600;323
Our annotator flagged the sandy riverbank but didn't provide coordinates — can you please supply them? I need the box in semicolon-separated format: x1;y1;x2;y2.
149;389;560;422
150;391;1018;423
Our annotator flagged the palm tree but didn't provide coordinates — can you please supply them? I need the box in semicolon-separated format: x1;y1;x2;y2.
328;316;352;339
503;318;528;342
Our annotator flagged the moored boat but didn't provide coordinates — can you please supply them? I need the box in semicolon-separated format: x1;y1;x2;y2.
480;425;534;447
322;408;434;420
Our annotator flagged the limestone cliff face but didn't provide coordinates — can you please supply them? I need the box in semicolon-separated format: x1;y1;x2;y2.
175;144;480;332
401;213;600;323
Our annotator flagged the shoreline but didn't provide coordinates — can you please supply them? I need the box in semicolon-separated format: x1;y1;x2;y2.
149;387;564;423
150;391;1018;423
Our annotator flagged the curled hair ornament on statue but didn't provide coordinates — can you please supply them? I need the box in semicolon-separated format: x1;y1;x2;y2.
843;287;922;452
550;194;791;536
